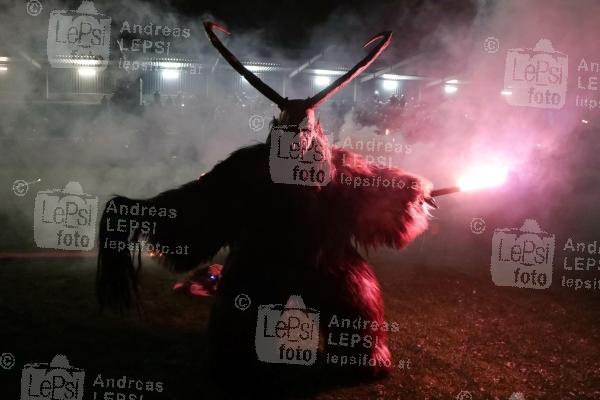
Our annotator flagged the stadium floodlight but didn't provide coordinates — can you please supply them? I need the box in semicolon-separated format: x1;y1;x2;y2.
162;69;180;80
382;80;398;91
314;75;331;87
78;67;96;77
443;84;458;94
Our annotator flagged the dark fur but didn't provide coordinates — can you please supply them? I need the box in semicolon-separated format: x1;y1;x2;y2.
97;130;431;396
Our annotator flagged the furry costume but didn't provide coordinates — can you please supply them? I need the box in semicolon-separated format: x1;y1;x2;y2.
97;21;435;396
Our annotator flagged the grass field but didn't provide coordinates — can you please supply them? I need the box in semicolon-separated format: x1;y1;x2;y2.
1;249;599;400
0;146;598;399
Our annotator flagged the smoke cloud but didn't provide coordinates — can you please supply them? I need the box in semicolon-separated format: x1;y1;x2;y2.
0;0;598;261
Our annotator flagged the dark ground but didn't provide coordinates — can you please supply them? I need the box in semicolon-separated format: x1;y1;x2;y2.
0;248;598;400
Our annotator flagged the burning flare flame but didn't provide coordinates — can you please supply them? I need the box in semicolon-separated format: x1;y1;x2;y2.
456;165;508;192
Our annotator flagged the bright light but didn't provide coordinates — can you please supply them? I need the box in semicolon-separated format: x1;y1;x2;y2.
444;84;458;94
0;57;8;62
162;69;180;80
582;119;589;124
501;90;512;96
313;69;345;76
446;79;459;84
78;67;96;77
381;73;428;81
314;75;331;87
382;80;398;91
0;65;7;72
457;165;508;192
75;59;102;66
159;62;182;69
245;65;271;72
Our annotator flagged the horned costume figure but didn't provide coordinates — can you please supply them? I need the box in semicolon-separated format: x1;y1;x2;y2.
97;21;436;396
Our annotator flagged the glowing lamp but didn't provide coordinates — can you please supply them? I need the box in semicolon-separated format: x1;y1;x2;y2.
159;62;182;69
313;69;345;76
444;84;458;95
314;75;331;87
78;67;96;77
382;80;398;91
162;69;179;80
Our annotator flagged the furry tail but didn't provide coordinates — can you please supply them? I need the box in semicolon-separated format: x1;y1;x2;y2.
96;173;234;312
96;196;144;313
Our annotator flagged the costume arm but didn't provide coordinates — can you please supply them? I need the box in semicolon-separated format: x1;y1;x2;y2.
96;151;240;311
332;147;432;250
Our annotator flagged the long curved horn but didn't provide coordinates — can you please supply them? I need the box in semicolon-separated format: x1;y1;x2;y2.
203;21;286;108
308;31;392;109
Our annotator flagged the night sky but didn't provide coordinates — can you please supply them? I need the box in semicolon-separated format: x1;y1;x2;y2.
122;0;478;57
